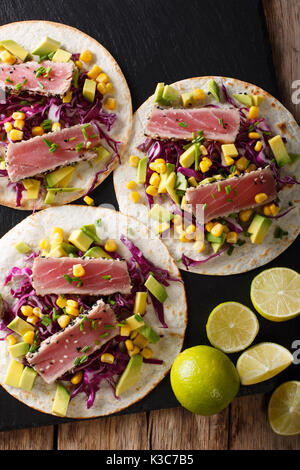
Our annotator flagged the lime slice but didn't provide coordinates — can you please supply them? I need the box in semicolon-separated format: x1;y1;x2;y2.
268;381;300;436
251;267;300;322
206;302;259;353
236;342;294;385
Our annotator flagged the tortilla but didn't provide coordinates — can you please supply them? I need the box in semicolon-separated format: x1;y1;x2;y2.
113;76;300;275
0;205;187;418
0;20;132;210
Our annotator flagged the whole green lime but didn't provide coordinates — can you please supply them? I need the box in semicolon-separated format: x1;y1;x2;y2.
170;345;240;415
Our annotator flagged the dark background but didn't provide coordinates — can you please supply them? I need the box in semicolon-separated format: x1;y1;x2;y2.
0;0;299;431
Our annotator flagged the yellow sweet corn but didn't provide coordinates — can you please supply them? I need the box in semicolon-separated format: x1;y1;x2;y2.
104;239;118;252
23;331;35;345
40;238;49;250
254;141;263;152
58;315;71;329
179;233;191;243
193;88;206;100
63;90;72;103
222;225;230;234
120;325;131;336
6;335;17;346
154;158;166;164
239;209;253;222
96;72;109;83
105;98;117;110
71;371;83;385
254;192;268;204
125;339;134;351
97;82;107;95
87;65;102;80
65;306;79;316
101;353;115;364
130;191;140;203
0;50;16;64
9;129;23;141
13;119;25;131
56;296;67;309
32;307;43;318
105;82;114;94
199;159;211;173
21;305;34;317
32;126;44;137
194;240;206;253
126;180;136;190
156;222;170;234
51;122;61;132
200;145;208;156
185;224;196;235
245;163;257;173
263;205;271;216
211;223;224;237
205;221;215;232
130;330;138;340
188;176;198;187
248;106;259;120
75;60;83;69
149;172;161;188
79;49;93;63
226;231;238;244
83;195;94;205
12;112;25;120
51;226;64;243
141;347;153;359
264;203;279;217
66;299;79;308
27;315;39;325
173;214;182;226
154;162;166;174
129;155;140;167
248;132;260;139
4;122;12;132
236;156;249;171
129;345;140;357
73;264;85;277
146;185;158;196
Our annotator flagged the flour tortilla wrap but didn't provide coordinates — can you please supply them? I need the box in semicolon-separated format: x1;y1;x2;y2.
114;76;300;275
0;20;132;210
0;205;187;418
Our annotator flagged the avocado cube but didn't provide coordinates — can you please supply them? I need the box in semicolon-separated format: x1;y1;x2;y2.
32;36;60;57
248;214;272;244
115;355;143;397
47;245;67;258
162;85;179;104
233;93;253;107
80;224;101;243
179;145;196;168
45;166;76;188
61;242;78;255
68;229;93;252
206;232;226;244
94;146;111;164
133;333;149;349
0;40;29;61
208;79;220;102
166;172;180;205
268;135;291;167
14;241;32;254
175;172;188;191
133;292;148;315
23;178;40;199
7;316;35;336
158;163;175;193
211;234;226;253
153;82;165;104
52;382;70;417
144;274;168;303
8;341;30;358
137;156;148;184
137;324;160;344
180;92;194;107
83;78;96;103
252;95;264;106
18;367;37;392
51;48;72;63
84;246;112;259
148;204;174;223
4;359;24;388
125;314;145;331
44;190;56;204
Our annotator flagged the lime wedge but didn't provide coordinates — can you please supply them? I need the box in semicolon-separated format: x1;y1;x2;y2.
236;342;294;385
206;302;259;353
268;381;300;436
251;267;300;322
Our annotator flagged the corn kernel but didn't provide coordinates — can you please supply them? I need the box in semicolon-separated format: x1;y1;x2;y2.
193;88;206;100
194;240;206;253
248;132;260;140
51;226;64;242
211;223;224;237
75;60;83;69
79;49;93;63
125;339;134;351
263;205;272;216
4;121;12;132
58;315;71;329
146;185;158;196
104;239;118;252
205;221;215;232
236;156;249;171
269;203;280;216
130;191;140;203
185;224;196;235
188;176;198;187
65;306;79;317
254;192;268;204
63;90;72;103
224;155;235;166
141;347;153;359
40;238;49;250
149;172;161;188
105;98;116;110
87;64;102;80
156;222;170;234
174;223;184;235
23;331;35;345
248;106;259;120
173;214;182;226
129;155;140;167
9;129;23;141
21;305;34;317
245;163;257;173
83;195;94;205
56;296;67;309
0;50;16;64
71;371;83;385
6;334;17;346
32;126;44;137
179;233;191;243
66;299;79;308
226;231;238;244
120;325;131;336
96;72;109;84
105;82;114;94
12;112;25;120
51;122;61;132
199;160;211;173
254;141;263;152
97;82;107;95
32;307;43;318
154;158;166;164
129;345;140;357
73;264;85;277
126;180;136;190
130;330;138;340
181;195;187;210
223;225;230;234
239;209;253;222
154;162;166;174
27;315;39;325
101;353;115;364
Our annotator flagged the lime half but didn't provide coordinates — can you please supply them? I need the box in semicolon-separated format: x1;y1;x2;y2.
236;342;294;385
268;381;300;436
206;302;259;353
251;267;300;322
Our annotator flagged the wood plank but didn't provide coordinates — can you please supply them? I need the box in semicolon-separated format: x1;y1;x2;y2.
57;413;149;450
149;407;229;450
263;0;300;122
229;394;300;449
0;426;54;450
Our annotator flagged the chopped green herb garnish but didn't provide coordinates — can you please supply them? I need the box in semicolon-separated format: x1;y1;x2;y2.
63;273;73;284
236;239;246;246
203;203;208;211
134;314;143;323
194;143;200;171
81;345;90;353
227;246;235;256
29;331;40;353
63;274;83;287
217;183;221;192
100;332;109;338
102;274;112;280
227;199;233;203
244;231;251;237
42;119;52;130
90;320;97;330
90;134;98;139
44;67;52;78
218;118;225;128
37;80;45;89
5;77;13;84
69;136;76;142
178;121;188;128
82;128;88;140
104;324;115;329
117;321;127;327
41;315;52;327
75;142;84;152
225;185;232;194
20;100;29;105
230;165;236;174
49;143;59;153
274;226;288;239
74;355;88;366
15;83;22;91
211;192;216;199
94;339;101;345
52;308;60;321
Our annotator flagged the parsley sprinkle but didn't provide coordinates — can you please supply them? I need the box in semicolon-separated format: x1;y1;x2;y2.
63;274;73;284
42;119;52;130
69;136;76;141
178;121;188;128
81;346;90;353
15;83;22;91
41;315;52;327
225;185;232;194
218;118;225;128
75;142;84;152
211;192;216;199
203;203;208;211
91;320;97;330
49;143;59;153
94;339;101;345
217;183;221;192
82;128;88;140
5;77;13;84
102;275;111;280
52;308;60;321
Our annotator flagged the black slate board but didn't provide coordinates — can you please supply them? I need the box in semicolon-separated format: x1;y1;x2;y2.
0;0;299;431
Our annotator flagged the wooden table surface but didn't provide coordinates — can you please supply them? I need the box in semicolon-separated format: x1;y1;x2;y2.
0;0;299;450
